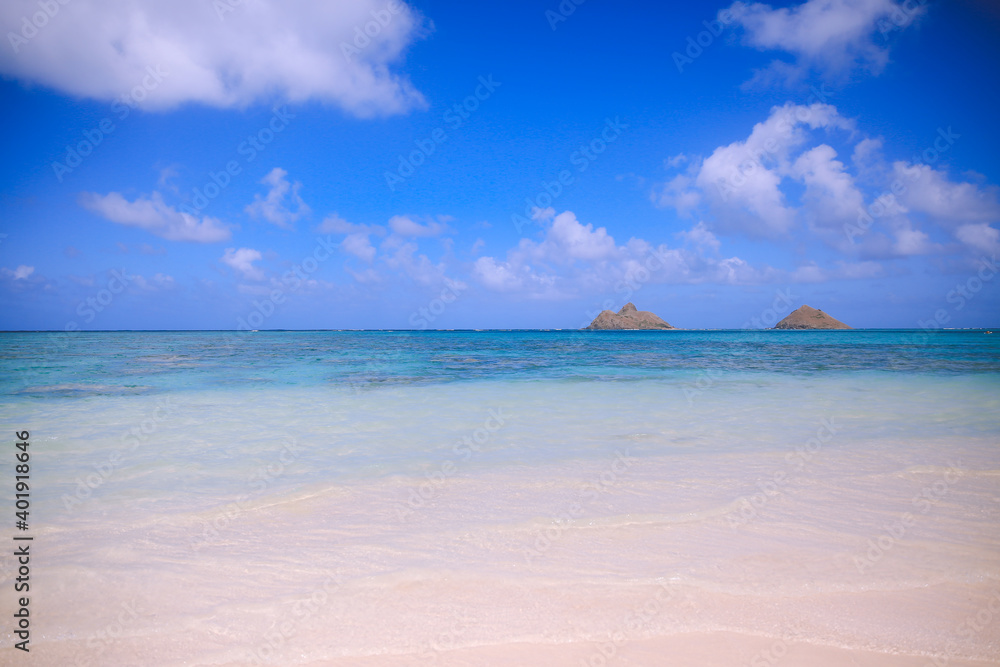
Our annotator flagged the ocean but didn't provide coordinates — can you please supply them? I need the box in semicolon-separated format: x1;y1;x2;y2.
1;330;998;666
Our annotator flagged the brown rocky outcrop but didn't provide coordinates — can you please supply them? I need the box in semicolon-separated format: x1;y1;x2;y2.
773;305;852;329
584;303;676;330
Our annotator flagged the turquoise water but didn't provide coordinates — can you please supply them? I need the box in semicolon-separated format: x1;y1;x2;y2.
4;329;999;395
3;328;998;511
1;330;999;664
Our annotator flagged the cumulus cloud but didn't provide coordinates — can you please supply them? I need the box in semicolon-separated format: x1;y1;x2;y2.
342;233;377;263
221;247;264;281
792;144;865;230
474;255;555;294
693;102;854;237
388;215;449;237
0;0;427;116
131;272;176;290
892;162;1000;226
652;171;702;217
315;213;387;263
316;213;383;236
80;191;230;242
724;0;922;85
791;260;885;283
315;212;463;288
246;168;310;229
382;240;457;287
2;265;35;280
654;103;1000;262
473;211;776;298
677;221;721;252
955;224;1000;256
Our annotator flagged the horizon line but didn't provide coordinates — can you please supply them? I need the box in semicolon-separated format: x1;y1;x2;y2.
0;328;995;333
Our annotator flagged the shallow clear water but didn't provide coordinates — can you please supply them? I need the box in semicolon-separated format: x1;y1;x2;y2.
0;330;998;665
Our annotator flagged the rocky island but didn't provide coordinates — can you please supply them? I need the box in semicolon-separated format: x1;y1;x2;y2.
584;303;676;330
774;305;852;330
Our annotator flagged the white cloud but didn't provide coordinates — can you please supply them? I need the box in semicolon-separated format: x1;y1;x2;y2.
692;102;853;237
316;213;355;234
246;168;310;229
791;259;885;283
0;0;428;116
80;191;230;242
792;144;866;232
382;240;454;286
315;213;387;265
891;227;934;256
342;233;377;263
387;215;448;237
652;172;701;218
724;0;918;84
664;154;689;169
955;224;1000;256
653;103;1000;263
473;211;776;298
221;247;264;281
892;162;1000;226
316;213;385;236
131;273;174;292
677;221;721;252
2;265;35;280
473;256;543;293
531;207;556;223
545;211;618;261
152;273;175;287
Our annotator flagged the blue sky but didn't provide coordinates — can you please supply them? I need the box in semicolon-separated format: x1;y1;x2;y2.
1;0;998;330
